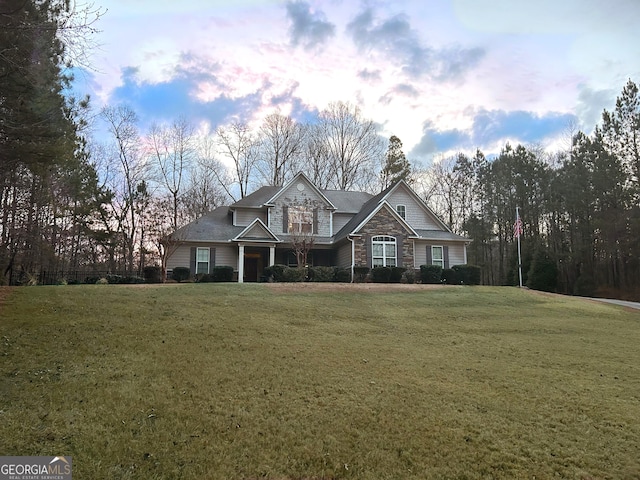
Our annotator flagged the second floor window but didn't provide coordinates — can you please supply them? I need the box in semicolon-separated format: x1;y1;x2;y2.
288;206;313;234
396;205;406;219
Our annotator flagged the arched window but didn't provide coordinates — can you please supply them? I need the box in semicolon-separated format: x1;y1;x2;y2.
371;236;396;267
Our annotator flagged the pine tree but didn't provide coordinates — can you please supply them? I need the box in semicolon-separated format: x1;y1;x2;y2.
381;135;412;189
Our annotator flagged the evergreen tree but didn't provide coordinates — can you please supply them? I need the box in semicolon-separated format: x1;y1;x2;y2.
381;135;412;189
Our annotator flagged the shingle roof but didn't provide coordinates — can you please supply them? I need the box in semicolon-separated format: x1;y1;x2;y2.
322;190;373;213
231;186;281;207
413;229;470;242
171;207;242;242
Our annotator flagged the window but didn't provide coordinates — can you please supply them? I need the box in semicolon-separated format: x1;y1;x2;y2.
431;246;444;268
396;205;406;220
372;236;396;267
288;206;313;234
196;247;210;274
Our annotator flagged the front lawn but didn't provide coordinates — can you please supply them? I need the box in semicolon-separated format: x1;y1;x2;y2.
1;284;639;479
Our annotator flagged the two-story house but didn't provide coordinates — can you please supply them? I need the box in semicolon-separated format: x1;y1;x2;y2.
166;172;469;282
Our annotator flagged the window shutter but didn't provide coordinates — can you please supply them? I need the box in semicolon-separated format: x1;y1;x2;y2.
395;235;403;267
443;246;449;269
209;248;216;273
365;234;372;268
282;206;288;233
190;247;196;275
313;207;319;234
426;245;432;265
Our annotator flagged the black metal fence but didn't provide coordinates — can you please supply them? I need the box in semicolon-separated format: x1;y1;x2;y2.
7;270;148;286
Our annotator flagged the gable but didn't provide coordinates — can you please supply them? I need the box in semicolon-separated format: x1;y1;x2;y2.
352;202;417;237
385;182;450;231
233;219;279;242
266;172;336;210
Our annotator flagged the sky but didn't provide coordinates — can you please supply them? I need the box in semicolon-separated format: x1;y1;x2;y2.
75;0;640;164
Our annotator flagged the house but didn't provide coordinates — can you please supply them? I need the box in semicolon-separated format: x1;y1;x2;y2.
166;172;469;282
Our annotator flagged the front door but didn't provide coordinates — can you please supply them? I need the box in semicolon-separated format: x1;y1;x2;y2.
244;253;260;282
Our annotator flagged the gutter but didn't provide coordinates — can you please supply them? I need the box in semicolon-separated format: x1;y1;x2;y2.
348;235;355;283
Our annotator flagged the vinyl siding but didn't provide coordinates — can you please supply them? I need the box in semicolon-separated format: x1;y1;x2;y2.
235;209;266;227
336;242;353;268
413;241;466;268
333;213;355;233
167;244;238;271
271;183;332;236
387;188;441;230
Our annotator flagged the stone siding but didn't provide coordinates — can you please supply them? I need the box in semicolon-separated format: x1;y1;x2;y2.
354;207;414;268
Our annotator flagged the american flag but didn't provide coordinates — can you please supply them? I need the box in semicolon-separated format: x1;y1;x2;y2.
513;216;523;238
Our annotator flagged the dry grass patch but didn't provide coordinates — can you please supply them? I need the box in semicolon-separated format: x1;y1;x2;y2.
1;284;639;479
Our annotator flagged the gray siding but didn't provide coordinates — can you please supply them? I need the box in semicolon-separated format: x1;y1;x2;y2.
167;244;238;271
387;188;441;230
270;182;332;236
235;209;265;227
414;241;466;268
336;242;353;268
333;213;355;233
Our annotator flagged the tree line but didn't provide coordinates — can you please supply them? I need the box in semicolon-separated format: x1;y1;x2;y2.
1;1;638;299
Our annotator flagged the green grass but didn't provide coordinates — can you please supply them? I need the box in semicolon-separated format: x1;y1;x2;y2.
1;284;639;479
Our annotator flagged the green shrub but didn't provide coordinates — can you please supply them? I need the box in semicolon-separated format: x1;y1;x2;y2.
334;268;351;283
403;269;416;284
441;268;458;284
420;265;442;284
212;266;234;282
527;248;558;292
281;266;307;282
264;264;288;282
172;267;191;283
452;265;481;285
308;266;335;282
144;265;163;283
371;266;392;283
390;266;406;283
353;266;369;283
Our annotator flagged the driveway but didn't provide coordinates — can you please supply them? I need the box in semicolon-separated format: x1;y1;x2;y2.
590;298;640;311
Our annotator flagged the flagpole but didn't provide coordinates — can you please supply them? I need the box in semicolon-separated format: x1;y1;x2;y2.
516;206;523;288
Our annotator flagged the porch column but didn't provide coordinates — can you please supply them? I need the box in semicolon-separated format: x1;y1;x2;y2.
269;245;275;266
238;243;245;283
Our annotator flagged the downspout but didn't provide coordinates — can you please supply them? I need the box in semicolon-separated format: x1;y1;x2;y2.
348;235;355;283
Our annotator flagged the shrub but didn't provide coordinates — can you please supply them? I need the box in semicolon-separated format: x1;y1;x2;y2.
264;264;288;282
172;267;191;283
353;266;370;283
390;266;406;283
211;266;234;282
281;266;307;282
105;274;145;284
420;265;442;284
96;277;108;285
144;265;163;283
527;248;558;292
441;268;458;285
334;268;351;283
371;266;392;283
308;266;335;282
403;269;417;284
452;265;481;285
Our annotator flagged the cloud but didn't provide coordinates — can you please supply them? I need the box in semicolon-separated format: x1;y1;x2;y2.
357;68;382;82
410;109;578;159
285;1;336;51
575;86;617;131
109;66;264;129
346;7;484;81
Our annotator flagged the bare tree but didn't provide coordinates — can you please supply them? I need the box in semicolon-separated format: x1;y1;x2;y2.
147;117;195;231
258;112;306;186
300;124;335;189
100;105;146;271
318;101;384;191
216;123;259;200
